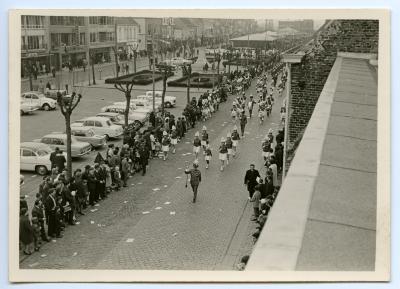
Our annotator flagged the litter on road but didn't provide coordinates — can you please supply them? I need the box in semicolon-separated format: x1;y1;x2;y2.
75;222;80;225
90;221;95;224
170;211;176;215
172;233;178;236
123;201;128;204
28;262;39;268
152;188;160;191
94;204;100;207
155;207;162;210
40;254;47;258
72;252;78;257
175;176;182;179
142;211;150;215
164;201;171;205
126;238;134;243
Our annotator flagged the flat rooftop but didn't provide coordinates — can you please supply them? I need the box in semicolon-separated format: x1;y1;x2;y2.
246;54;377;271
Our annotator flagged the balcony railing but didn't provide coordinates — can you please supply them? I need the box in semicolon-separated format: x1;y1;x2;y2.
21;44;48;51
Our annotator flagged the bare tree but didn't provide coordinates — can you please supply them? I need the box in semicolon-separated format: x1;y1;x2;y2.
57;91;82;179
114;81;135;127
159;65;173;118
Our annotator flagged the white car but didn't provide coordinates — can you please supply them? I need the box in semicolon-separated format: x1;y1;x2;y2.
140;90;177;108
101;103;137;113
20;142;58;175
129;99;161;111
21;91;57;111
33;133;92;158
113;101;155;114
97;107;148;125
71;116;123;140
20;100;40;115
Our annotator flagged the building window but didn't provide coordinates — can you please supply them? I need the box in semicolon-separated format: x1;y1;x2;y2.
26;35;45;50
90;32;97;43
21;36;26;50
50;33;60;49
98;32;114;42
22;15;45;29
80;33;86;45
89;16;98;25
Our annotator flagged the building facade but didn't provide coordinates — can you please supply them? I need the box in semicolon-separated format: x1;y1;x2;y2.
278;20;314;34
116;17;139;60
21;15;50;77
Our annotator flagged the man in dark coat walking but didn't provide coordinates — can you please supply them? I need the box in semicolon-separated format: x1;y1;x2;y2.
244;164;260;199
185;161;202;203
49;147;60;169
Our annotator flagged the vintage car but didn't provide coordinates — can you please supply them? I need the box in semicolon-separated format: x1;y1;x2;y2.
33;133;92;158
113;101;154;114
20;142;62;175
137;90;177;108
129;98;161;111
70;127;107;149
100;105;149;124
21;91;57;111
20;100;40;115
71;116;123;140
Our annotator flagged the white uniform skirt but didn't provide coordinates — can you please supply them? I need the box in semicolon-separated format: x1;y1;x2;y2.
232;140;238;147
262;151;269;158
171;138;178;145
201;140;207;146
162;145;170;152
205;155;211;161
227;148;233;155
193;146;200;154
219;153;227;161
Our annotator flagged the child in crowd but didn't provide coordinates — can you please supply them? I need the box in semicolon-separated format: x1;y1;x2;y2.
250;184;262;221
204;142;212;169
114;166;122;191
31;216;41;251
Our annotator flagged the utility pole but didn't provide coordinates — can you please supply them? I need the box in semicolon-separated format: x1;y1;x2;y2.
151;32;155;113
247;22;250;67
114;20;119;77
186;64;191;104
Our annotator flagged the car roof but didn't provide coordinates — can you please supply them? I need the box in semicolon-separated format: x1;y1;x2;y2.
21;142;51;150
81;116;108;121
43;133;67;139
97;112;119;116
71;126;93;132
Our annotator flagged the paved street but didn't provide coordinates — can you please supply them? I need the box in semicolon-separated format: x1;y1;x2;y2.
20;73;284;270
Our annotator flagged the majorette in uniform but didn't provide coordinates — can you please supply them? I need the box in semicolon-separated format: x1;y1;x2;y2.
170;125;178;154
161;131;171;161
267;128;275;150
219;137;228;171
201;126;208;153
231;125;240;158
225;133;233;165
193;131;201;159
204;143;212;169
261;135;271;162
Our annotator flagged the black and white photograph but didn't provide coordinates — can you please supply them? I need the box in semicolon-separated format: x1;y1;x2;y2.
8;9;390;282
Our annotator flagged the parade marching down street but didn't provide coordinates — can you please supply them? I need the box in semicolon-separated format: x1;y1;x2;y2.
19;57;287;270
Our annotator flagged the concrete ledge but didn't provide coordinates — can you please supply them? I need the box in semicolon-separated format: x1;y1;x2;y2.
338;52;377;60
246;57;344;271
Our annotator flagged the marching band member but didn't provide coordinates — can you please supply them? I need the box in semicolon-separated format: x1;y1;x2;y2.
193;131;201;160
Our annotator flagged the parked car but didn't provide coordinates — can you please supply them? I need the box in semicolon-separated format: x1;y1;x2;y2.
113;101;155;114
45;88;67;99
95;112;123;124
20;142;58;175
33;133;92;158
71;116;123;140
21;91;57;111
100;105;148;125
70;127;107;149
20;100;40;115
130;99;161;111
137;90;177;108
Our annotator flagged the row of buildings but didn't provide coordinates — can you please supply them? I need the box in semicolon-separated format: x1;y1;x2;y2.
21;15;257;74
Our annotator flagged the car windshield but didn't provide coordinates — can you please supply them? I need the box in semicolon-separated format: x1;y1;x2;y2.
106;120;112;126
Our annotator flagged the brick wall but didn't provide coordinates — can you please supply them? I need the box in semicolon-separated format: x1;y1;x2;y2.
286;20;379;169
